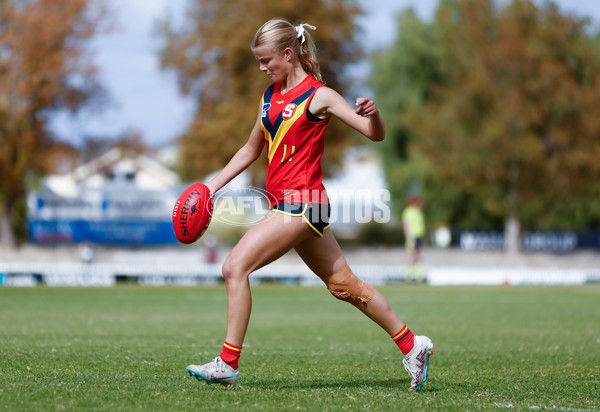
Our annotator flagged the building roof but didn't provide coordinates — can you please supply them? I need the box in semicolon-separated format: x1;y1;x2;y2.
42;148;180;197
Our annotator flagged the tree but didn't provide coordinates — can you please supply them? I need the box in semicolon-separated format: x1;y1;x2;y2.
371;8;450;225
157;0;364;184
373;0;600;252
371;2;498;233
0;0;110;247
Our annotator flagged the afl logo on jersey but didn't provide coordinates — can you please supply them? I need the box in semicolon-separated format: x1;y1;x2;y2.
282;104;297;120
261;103;271;118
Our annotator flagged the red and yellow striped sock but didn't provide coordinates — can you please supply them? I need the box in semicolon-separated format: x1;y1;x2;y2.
219;341;242;370
392;326;415;356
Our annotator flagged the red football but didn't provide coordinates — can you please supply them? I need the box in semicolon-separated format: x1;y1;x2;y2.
172;183;213;244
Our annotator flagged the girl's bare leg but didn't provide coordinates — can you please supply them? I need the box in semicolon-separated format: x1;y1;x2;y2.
221;212;315;346
294;229;405;335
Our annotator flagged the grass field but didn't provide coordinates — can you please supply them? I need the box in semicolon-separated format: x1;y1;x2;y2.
0;284;598;411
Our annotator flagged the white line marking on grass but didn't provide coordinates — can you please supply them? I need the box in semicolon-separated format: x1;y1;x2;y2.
494;403;598;412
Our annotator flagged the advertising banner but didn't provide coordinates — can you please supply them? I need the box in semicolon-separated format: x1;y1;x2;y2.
28;189;179;245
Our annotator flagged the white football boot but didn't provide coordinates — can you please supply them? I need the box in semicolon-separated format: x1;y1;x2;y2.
186;356;239;388
402;335;434;392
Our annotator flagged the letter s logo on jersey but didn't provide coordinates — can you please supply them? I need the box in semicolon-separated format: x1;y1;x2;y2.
282;104;297;120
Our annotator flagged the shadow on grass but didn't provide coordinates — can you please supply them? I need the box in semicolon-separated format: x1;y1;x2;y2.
240;376;423;391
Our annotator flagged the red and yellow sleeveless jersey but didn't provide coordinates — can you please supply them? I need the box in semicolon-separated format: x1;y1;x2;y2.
260;75;329;206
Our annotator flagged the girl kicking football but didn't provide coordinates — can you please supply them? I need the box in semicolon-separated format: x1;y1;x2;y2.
186;18;433;392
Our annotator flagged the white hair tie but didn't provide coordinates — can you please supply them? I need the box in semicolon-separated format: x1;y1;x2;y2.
295;23;316;44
